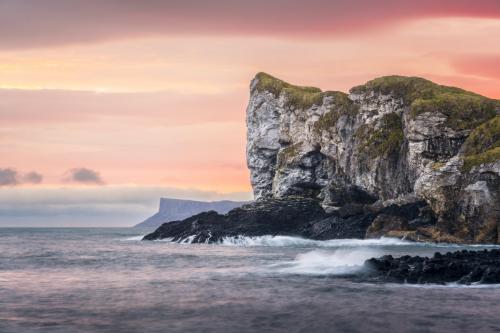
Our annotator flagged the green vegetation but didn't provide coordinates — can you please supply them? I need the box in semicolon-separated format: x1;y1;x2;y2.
357;113;404;158
463;147;500;172
463;116;500;155
276;143;301;169
462;116;500;171
411;94;497;130
314;92;359;132
254;72;324;110
351;75;499;131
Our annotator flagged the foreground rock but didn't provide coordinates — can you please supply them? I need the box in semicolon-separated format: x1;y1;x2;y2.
360;249;500;284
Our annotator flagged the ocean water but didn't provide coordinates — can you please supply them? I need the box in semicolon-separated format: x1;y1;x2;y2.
1;228;500;333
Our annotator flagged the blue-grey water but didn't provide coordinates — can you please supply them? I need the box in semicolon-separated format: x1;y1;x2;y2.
1;228;500;333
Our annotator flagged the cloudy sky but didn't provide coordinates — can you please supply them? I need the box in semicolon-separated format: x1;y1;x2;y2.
1;0;500;226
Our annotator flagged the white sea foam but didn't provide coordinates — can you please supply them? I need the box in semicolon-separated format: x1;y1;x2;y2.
272;248;381;275
180;235;196;244
149;234;500;249
219;235;414;248
392;282;500;289
122;235;145;241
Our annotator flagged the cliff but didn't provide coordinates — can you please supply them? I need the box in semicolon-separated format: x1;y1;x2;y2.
247;73;500;243
134;198;246;228
144;73;499;244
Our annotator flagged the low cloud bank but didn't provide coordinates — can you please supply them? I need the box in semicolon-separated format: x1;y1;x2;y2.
0;186;252;227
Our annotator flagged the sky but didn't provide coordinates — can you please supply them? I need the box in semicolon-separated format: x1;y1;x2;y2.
1;0;500;226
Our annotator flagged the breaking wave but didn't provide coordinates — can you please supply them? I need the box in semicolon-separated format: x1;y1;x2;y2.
218;235;414;248
271;248;379;275
152;234;500;249
121;235;145;241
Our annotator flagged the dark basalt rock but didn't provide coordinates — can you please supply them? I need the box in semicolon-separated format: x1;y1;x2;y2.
365;200;437;238
143;197;329;242
300;213;376;240
143;197;439;243
359;249;500;284
143;197;379;243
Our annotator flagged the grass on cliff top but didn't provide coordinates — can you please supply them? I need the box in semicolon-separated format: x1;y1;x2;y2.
350;75;499;131
462;115;500;171
356;113;404;158
254;72;361;130
254;72;326;110
314;92;359;132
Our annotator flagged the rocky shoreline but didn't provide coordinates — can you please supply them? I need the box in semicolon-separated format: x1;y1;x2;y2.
143;73;499;285
142;196;500;285
358;249;500;285
142;196;435;243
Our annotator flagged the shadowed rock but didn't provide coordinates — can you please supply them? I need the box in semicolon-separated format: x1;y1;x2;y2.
143;197;435;243
144;197;327;242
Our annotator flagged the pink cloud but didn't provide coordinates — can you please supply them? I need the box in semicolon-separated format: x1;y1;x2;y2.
0;89;246;126
451;54;500;81
1;0;499;49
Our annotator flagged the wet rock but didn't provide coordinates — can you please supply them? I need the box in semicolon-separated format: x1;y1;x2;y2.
143;197;328;242
143;195;434;243
360;249;500;284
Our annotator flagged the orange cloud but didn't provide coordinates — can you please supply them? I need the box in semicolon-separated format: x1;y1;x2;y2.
2;15;499;192
0;89;246;126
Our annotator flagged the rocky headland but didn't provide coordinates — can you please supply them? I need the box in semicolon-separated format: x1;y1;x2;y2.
145;73;499;244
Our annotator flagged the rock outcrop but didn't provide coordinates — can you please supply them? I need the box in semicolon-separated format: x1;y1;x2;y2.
246;73;500;243
143;197;328;242
359;249;500;284
143;196;435;243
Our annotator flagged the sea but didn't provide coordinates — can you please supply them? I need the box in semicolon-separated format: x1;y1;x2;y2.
1;227;500;333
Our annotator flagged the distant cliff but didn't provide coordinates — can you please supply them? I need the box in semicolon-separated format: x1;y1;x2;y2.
134;198;247;228
246;73;499;243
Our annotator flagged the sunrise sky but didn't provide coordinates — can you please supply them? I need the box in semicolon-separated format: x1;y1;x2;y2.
1;0;500;226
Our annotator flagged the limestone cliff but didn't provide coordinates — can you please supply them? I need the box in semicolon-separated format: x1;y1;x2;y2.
247;73;500;243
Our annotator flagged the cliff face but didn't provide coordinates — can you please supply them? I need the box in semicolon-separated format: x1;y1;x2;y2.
247;73;500;243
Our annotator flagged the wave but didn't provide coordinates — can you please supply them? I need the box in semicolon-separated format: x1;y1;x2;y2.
219;235;415;248
121;235;145;241
271;248;379;276
147;234;500;249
